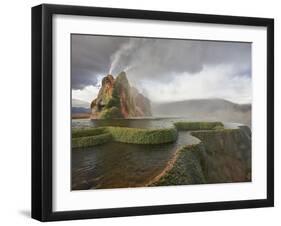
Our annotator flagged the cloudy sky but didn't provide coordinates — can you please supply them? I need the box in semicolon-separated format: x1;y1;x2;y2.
72;34;251;104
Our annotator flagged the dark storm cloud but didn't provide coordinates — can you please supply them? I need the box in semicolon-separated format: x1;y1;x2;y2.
71;35;128;89
109;38;251;83
72;35;251;89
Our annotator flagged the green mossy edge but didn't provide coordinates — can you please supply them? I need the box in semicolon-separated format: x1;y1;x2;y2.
107;126;178;144
72;127;107;138
151;126;252;186
71;121;225;148
72;126;178;147
150;143;207;186
174;121;224;131
72;132;112;148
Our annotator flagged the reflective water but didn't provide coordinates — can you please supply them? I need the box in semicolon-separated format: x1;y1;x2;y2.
71;118;206;190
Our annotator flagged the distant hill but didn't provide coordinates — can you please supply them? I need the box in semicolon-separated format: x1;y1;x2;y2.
72;99;90;108
72;99;90;116
72;107;90;114
152;98;251;127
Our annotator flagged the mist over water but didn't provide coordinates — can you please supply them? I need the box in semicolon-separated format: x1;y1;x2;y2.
151;99;251;127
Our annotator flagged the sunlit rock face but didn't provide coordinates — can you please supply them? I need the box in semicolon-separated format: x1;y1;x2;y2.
90;72;152;119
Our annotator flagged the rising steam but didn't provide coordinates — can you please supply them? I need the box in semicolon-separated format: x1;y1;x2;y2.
108;38;251;88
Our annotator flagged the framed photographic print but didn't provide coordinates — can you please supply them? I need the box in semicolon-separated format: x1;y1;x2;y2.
31;4;274;221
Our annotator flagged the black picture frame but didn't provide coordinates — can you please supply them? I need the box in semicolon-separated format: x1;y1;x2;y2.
31;3;274;222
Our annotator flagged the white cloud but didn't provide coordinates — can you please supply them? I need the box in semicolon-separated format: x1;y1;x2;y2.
72;85;100;103
72;64;251;105
138;64;251;104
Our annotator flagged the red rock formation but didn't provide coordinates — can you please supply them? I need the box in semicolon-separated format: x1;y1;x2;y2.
90;72;151;119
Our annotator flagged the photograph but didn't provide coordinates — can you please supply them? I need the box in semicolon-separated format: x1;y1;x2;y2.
30;3;274;221
71;34;252;190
